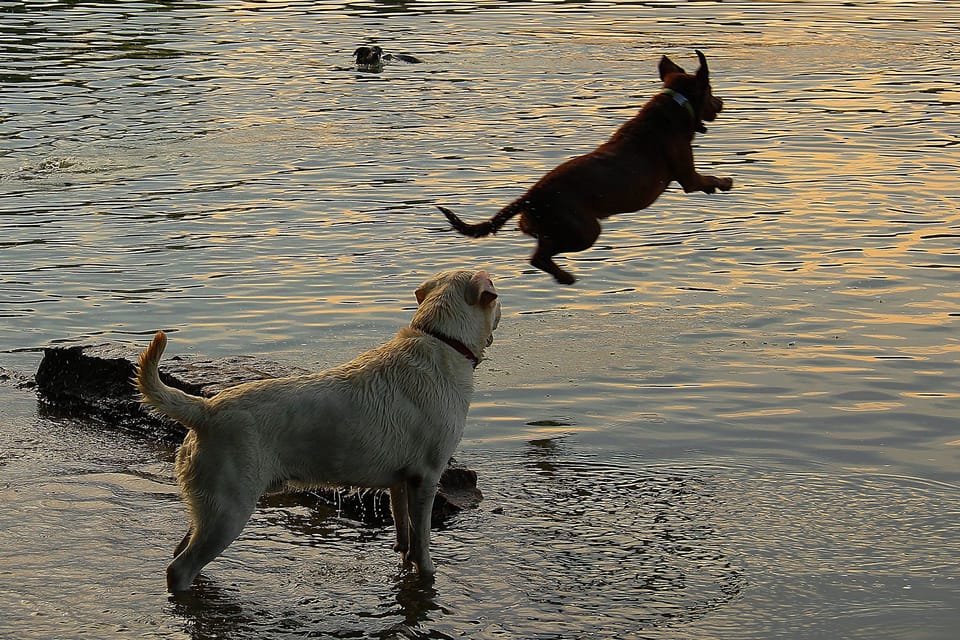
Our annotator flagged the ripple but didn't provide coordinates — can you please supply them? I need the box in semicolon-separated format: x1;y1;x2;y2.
2;2;960;636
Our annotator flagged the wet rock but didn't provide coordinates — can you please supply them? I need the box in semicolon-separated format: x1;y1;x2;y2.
36;343;179;440
307;460;482;528
0;366;35;390
34;342;482;526
430;465;483;525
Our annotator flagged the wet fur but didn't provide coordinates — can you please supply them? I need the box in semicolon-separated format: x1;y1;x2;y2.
136;270;500;592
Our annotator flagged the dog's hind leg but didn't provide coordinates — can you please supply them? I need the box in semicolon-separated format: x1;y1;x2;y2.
166;498;257;592
531;240;577;285
528;215;601;285
389;481;410;554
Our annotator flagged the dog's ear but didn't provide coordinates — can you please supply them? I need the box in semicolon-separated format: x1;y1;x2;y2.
415;280;436;305
465;271;498;308
695;49;709;84
659;55;685;80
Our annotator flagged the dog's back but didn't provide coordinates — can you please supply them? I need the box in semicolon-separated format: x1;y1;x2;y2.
138;329;470;490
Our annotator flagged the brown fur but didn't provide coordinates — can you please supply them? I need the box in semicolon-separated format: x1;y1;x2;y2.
440;50;733;284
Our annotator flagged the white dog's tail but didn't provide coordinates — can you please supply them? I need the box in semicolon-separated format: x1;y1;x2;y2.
135;331;208;431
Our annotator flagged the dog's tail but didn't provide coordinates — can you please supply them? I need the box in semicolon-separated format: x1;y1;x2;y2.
438;200;523;238
135;331;208;431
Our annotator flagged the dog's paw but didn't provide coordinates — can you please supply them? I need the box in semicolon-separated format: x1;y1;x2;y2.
718;177;733;191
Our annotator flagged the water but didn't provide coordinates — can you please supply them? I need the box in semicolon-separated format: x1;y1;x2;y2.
1;1;959;638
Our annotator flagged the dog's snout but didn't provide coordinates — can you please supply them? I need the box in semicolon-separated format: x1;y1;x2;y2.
701;95;723;122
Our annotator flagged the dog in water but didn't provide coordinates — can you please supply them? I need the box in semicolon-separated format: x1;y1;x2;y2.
440;50;732;285
136;269;500;592
353;45;423;69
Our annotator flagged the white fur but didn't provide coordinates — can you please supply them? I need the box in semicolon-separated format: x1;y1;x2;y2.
136;269;500;592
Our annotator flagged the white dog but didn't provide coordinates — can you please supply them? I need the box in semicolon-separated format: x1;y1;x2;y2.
136;269;501;592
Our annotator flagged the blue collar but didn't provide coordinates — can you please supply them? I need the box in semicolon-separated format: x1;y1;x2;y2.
661;88;696;121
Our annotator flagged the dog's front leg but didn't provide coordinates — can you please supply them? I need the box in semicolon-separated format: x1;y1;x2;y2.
389;481;411;555
672;143;733;194
405;474;439;575
173;529;192;557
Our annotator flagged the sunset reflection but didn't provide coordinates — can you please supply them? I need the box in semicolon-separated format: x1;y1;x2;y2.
1;1;959;638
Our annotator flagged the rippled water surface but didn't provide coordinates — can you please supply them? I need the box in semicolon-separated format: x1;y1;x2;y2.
2;1;959;638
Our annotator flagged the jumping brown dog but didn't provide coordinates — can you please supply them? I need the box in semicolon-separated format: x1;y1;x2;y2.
439;50;732;285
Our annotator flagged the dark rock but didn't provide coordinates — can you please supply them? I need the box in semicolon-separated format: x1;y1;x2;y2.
305;460;482;528
34;342;482;526
431;465;483;525
36;343;176;440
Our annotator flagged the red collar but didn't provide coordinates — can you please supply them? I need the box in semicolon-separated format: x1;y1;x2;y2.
416;328;479;368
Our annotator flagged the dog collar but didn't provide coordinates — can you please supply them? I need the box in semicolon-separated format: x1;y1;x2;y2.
661;88;695;120
661;88;707;133
417;328;479;368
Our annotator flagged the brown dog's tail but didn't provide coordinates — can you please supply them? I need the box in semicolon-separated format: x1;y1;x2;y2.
135;331;208;431
439;200;523;238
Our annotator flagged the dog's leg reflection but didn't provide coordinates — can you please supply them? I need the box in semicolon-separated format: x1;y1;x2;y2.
384;571;440;636
167;497;258;592
390;481;410;555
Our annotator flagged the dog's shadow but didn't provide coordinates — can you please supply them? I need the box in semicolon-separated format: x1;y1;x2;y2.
168;572;440;638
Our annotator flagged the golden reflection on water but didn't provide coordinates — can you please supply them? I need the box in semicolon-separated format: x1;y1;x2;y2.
1;3;960;639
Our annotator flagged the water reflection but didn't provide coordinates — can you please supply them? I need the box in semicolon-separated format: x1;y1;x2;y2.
166;554;444;639
168;582;256;640
2;396;959;638
451;442;748;637
2;0;960;638
384;575;445;639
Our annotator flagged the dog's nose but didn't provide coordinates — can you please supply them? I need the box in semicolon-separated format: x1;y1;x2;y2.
713;96;724;112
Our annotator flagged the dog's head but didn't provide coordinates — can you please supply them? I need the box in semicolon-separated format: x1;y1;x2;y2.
658;50;723;132
354;45;384;67
412;269;501;360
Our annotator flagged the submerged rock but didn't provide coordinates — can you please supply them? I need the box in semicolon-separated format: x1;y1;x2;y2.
34;342;482;526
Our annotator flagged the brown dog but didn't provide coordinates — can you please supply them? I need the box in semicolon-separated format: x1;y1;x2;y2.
440;50;732;285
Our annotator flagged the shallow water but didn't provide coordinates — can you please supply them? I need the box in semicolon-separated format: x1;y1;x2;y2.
2;1;959;638
3;401;958;639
